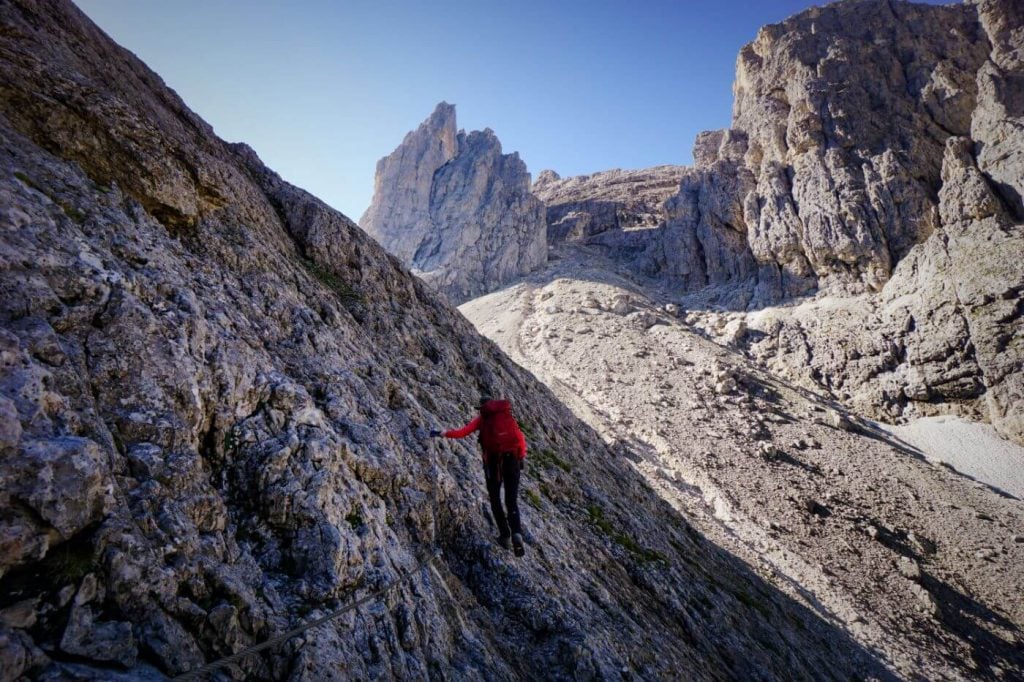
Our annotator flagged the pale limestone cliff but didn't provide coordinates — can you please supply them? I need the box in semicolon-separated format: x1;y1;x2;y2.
659;0;994;305
532;166;685;242
599;0;1023;445
360;105;546;304
696;0;1024;445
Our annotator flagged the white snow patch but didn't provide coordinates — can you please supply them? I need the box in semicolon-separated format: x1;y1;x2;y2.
878;416;1024;499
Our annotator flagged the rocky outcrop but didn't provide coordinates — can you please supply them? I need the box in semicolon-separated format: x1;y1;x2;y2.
742;135;1024;445
0;1;888;680
971;0;1024;220
359;103;459;266
638;0;1023;445
532;166;685;241
360;104;546;304
720;0;1024;444
655;0;996;306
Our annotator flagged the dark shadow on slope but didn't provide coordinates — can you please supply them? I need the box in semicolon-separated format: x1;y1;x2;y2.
924;574;1024;678
771;449;824;476
427;400;900;681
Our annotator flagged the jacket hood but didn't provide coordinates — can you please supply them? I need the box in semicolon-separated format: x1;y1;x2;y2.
480;399;511;416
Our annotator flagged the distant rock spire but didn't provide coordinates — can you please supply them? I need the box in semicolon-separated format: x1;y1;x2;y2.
361;102;547;304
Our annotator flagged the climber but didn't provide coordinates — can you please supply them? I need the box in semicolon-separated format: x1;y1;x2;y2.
431;397;528;556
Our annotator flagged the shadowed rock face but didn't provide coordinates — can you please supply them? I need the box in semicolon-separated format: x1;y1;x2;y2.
360;104;546;305
0;1;889;680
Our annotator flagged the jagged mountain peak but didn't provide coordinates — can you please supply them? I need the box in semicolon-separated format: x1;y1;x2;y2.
361;103;546;304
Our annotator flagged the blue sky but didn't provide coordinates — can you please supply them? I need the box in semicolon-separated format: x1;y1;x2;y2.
77;0;954;220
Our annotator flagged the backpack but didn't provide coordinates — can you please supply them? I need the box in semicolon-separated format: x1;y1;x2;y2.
478;400;524;458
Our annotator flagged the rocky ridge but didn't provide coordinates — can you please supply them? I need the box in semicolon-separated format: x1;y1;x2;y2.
532;165;685;242
360;103;546;305
0;1;889;680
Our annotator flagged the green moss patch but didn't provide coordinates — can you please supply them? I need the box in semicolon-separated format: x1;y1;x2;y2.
587;504;666;564
302;258;363;307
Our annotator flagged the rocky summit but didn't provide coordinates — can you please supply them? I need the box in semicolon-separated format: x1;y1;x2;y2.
360;103;546;305
0;1;908;680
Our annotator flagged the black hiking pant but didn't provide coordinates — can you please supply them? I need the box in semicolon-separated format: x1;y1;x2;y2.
485;452;522;537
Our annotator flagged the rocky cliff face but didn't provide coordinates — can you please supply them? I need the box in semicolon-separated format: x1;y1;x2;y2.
661;0;996;305
360;104;546;304
739;135;1024;446
0;1;887;680
532;166;685;242
622;0;1023;445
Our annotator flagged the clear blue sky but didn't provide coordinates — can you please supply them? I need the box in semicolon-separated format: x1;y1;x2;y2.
76;0;953;220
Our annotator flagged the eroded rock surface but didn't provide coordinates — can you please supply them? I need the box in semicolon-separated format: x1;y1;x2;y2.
0;1;888;680
699;0;1024;445
532;166;685;241
634;0;1023;444
656;0;995;304
735;135;1024;445
360;103;546;304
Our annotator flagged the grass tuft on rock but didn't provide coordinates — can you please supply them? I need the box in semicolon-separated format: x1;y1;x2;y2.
587;503;667;564
302;258;363;307
533;447;572;472
525;488;543;508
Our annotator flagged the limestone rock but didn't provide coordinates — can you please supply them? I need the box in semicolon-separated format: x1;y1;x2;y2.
359;103;458;265
60;605;137;667
532;166;685;242
897;557;922;582
747;136;1024;444
460;245;1024;680
659;0;1024;445
0;627;47;681
361;104;547;303
16;437;112;539
620;0;1008;309
971;0;1024;219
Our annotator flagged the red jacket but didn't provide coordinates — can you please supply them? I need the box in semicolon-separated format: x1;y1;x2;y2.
444;400;527;459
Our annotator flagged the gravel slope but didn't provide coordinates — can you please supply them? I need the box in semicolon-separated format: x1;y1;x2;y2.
462;243;1024;680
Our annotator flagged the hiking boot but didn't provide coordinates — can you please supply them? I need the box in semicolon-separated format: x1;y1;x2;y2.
512;533;525;557
497;535;511;550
